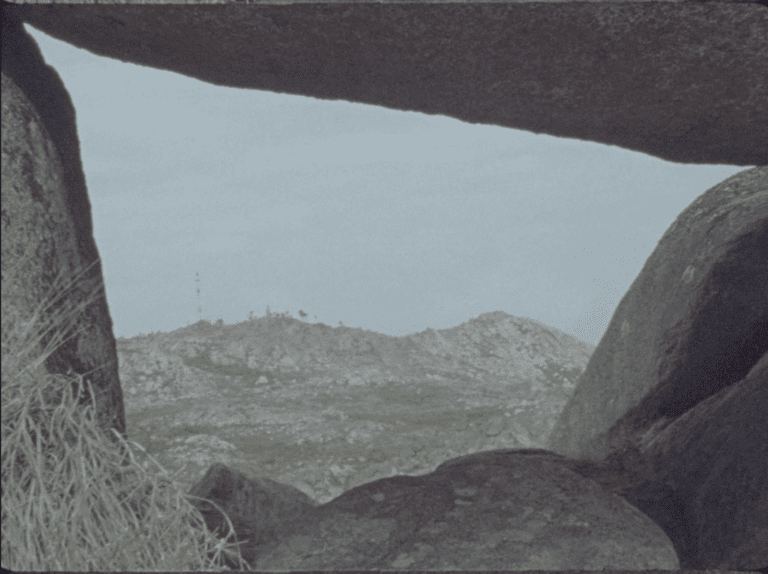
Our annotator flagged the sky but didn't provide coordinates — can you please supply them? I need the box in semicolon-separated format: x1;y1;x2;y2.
26;25;748;347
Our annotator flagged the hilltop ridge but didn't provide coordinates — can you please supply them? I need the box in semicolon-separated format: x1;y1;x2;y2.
118;311;593;503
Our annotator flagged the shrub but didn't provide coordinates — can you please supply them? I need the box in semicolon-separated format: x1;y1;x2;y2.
1;258;250;571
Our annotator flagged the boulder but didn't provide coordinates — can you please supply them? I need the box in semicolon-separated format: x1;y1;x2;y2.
549;167;768;461
559;354;767;570
12;1;768;165
548;167;768;569
1;14;125;439
187;462;319;568
623;352;768;570
250;449;680;570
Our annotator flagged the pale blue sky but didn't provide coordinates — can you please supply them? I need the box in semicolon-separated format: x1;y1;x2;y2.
27;25;747;346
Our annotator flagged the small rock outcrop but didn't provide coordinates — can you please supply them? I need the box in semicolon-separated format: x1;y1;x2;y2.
1;14;125;439
250;449;679;571
187;462;319;568
548;167;768;569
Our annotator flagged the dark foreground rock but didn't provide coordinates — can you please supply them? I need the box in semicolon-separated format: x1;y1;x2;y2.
548;167;768;570
623;352;768;570
246;449;678;570
187;462;319;568
549;167;768;462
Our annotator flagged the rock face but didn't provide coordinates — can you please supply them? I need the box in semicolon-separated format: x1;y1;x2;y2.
12;2;768;165
548;167;768;569
187;463;319;569
548;167;768;461
622;352;768;570
557;358;768;570
249;449;679;570
1;14;125;439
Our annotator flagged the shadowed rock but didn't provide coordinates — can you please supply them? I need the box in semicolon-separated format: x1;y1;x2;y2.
548;167;768;569
11;1;768;165
250;449;679;570
623;353;768;570
187;462;319;568
558;357;768;569
549;167;768;461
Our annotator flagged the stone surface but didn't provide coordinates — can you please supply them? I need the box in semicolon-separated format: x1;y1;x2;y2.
248;449;679;570
549;167;768;461
548;167;768;569
622;352;768;570
12;2;768;165
1;14;125;438
556;356;767;570
187;462;319;569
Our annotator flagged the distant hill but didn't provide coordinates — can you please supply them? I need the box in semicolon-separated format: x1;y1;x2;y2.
118;311;594;503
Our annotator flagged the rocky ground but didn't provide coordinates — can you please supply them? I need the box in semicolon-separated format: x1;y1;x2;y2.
118;311;594;504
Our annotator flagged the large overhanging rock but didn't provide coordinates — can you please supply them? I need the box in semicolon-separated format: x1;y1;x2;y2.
10;0;768;165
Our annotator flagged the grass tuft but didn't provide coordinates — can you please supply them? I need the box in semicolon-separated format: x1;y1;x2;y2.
1;257;252;571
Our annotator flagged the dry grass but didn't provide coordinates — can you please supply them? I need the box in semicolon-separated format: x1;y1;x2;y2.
1;257;252;571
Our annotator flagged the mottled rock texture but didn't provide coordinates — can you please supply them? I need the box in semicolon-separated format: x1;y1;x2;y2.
12;1;768;165
562;360;768;569
1;14;125;438
187;462;319;569
549;167;768;460
249;449;679;570
622;352;768;570
549;167;768;569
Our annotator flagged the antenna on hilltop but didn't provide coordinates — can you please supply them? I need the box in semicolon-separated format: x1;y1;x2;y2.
195;271;202;317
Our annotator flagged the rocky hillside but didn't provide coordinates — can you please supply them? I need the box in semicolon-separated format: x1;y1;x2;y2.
118;311;594;504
